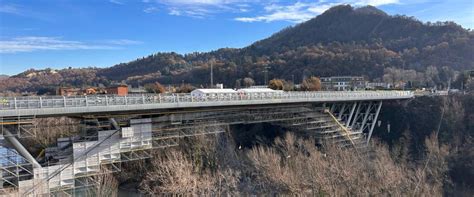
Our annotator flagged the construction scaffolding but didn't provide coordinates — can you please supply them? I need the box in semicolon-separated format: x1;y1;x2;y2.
0;145;34;196
11;118;151;196
0;116;37;138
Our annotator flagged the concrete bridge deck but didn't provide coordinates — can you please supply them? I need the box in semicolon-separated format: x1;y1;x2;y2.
0;91;413;117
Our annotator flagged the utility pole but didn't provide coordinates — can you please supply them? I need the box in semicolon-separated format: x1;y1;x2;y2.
263;65;269;85
210;61;214;88
447;78;451;91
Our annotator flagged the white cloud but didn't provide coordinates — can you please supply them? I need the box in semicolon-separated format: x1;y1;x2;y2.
144;6;159;13
235;0;399;23
143;0;251;18
159;0;244;5
170;7;212;18
169;8;182;16
235;2;335;23
109;0;124;5
141;0;399;21
0;4;23;15
103;39;143;45
352;0;399;6
0;37;142;53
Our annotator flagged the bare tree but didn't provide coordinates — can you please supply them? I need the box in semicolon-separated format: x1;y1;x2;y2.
301;76;321;91
243;77;255;88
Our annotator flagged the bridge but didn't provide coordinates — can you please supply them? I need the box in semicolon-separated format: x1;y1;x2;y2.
0;90;413;196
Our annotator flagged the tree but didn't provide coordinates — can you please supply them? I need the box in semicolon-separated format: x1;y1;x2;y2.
268;79;285;90
301;76;321;91
234;79;242;89
176;84;195;93
145;82;166;93
282;81;295;91
466;79;474;92
243;77;255;88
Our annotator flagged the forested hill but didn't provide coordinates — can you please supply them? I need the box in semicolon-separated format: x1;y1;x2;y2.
99;5;473;86
248;5;469;54
2;5;473;94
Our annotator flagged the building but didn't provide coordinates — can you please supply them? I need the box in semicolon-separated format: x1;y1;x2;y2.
366;82;392;90
128;86;147;94
106;85;128;96
248;85;268;89
57;87;81;96
321;76;367;91
190;89;237;97
238;88;283;97
215;83;224;89
83;88;97;95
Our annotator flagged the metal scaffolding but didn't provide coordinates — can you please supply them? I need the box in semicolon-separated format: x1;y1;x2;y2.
0;145;34;195
0;116;37;138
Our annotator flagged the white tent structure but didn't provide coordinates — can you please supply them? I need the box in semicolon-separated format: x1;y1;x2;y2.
237;88;283;97
190;89;237;97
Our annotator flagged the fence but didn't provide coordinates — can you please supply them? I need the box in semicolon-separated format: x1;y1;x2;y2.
0;91;413;111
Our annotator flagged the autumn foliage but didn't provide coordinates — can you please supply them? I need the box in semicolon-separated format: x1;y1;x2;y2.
301;76;322;91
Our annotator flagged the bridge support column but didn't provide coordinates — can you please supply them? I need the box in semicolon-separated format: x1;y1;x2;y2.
337;103;347;120
109;118;120;130
328;103;355;126
366;101;382;145
358;102;374;133
350;102;362;129
3;128;41;169
346;102;358;127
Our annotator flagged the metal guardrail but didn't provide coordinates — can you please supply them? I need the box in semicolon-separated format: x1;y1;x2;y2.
0;91;413;116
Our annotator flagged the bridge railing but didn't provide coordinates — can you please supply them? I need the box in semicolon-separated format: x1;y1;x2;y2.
0;91;413;110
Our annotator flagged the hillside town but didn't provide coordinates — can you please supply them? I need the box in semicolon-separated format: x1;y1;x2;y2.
49;69;474;97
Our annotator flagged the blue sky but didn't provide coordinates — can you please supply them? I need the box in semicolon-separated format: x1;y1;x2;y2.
0;0;472;75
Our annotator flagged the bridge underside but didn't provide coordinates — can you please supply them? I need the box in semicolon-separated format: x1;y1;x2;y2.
0;100;382;196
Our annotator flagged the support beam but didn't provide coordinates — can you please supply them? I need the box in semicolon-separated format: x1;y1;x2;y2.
330;103;336;114
351;102;362;128
3;128;41;169
346;102;358;127
367;101;382;145
109;118;120;130
358;102;374;133
337;103;347;120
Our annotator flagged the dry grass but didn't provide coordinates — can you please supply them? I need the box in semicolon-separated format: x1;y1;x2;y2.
140;134;241;195
139;132;450;196
248;133;450;196
82;167;119;197
96;169;119;197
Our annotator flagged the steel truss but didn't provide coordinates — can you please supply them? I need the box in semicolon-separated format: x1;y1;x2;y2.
325;101;383;146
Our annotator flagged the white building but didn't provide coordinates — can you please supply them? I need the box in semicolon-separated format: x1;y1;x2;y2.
190;89;237;97
321;76;367;91
366;82;392;90
237;88;283;97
